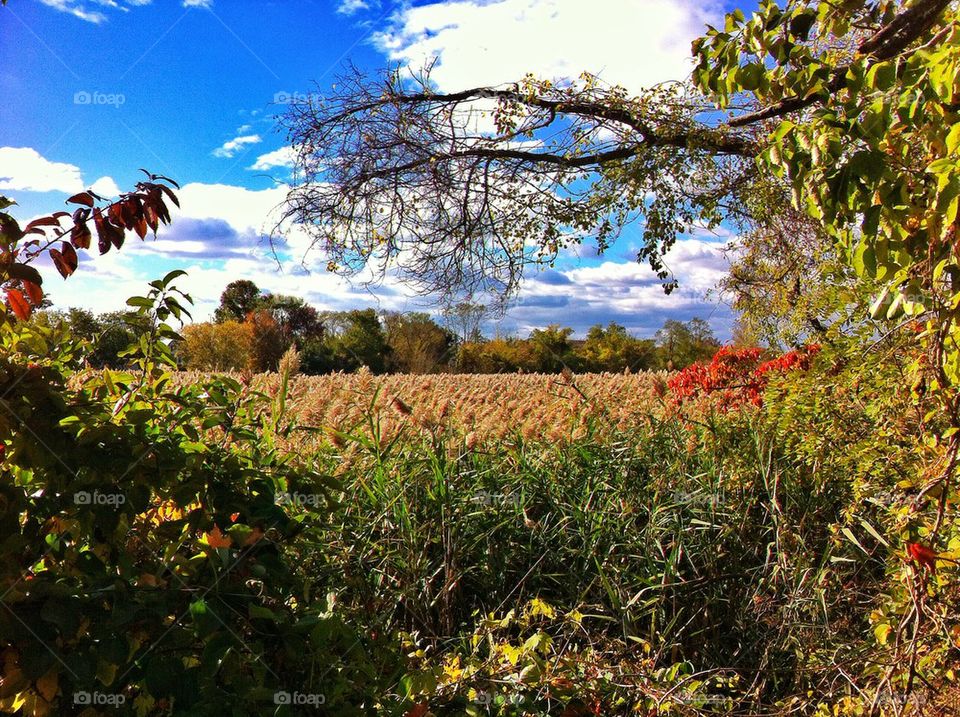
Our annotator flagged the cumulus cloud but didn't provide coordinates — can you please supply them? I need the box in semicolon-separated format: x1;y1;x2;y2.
182;0;213;8
374;0;722;95
212;134;262;159
172;182;289;235
0;147;83;193
89;176;122;198
509;239;733;338
248;147;295;172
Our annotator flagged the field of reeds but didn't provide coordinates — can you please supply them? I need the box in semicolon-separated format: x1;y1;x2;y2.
168;368;673;447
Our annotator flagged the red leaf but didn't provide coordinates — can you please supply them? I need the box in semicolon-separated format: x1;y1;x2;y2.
92;208;119;254
404;704;429;717
108;202;125;227
7;289;30;320
121;198;140;229
66;192;95;208
49;242;78;279
71;221;91;250
24;216;62;232
907;542;939;570
158;184;180;208
144;203;159;233
22;280;43;306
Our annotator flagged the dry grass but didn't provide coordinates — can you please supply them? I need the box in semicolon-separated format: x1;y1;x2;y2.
171;368;670;446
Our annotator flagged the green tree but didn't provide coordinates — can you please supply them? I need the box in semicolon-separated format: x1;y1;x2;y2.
577;323;656;373
654;319;719;370
327;308;390;373
456;336;539;373
383;311;454;374
214;279;264;323
528;324;578;373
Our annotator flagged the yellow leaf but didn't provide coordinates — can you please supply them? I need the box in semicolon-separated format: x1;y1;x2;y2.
133;693;156;717
500;644;522;666
874;623;892;646
96;660;117;687
527;598;555;619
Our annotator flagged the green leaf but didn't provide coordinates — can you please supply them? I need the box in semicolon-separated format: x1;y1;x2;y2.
737;63;765;91
161;269;188;287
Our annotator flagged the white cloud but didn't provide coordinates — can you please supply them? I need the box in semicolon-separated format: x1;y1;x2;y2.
212;134;262;159
374;0;721;95
183;0;213;8
172;182;289;235
89;176;122;198
248;147;295;172
0;147;83;193
507;238;732;337
36;0;152;22
337;0;374;15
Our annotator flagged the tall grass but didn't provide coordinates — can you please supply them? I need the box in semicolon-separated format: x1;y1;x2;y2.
283;397;867;711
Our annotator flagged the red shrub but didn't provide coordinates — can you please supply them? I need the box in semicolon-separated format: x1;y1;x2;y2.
668;344;820;409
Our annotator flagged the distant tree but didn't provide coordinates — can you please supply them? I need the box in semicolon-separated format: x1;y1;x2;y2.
66;307;100;338
577;323;655;373
384;312;454;374
247;309;289;372
442;301;487;345
327;309;390;373
655;318;720;370
457;337;539;373
300;337;337;375
729;318;764;349
181;321;254;371
267;294;325;344
528;324;578;373
215;280;265;323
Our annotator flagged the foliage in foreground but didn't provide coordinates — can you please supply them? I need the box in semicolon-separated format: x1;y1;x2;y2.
0;278;396;716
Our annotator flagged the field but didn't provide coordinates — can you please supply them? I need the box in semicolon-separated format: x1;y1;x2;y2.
171;368;669;446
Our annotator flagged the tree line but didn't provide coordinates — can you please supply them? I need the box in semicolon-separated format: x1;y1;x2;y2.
34;279;721;375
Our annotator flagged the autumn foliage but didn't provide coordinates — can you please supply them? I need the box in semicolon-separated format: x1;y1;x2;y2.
667;344;821;408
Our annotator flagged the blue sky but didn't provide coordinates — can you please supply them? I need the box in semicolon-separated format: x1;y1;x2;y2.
1;0;739;338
